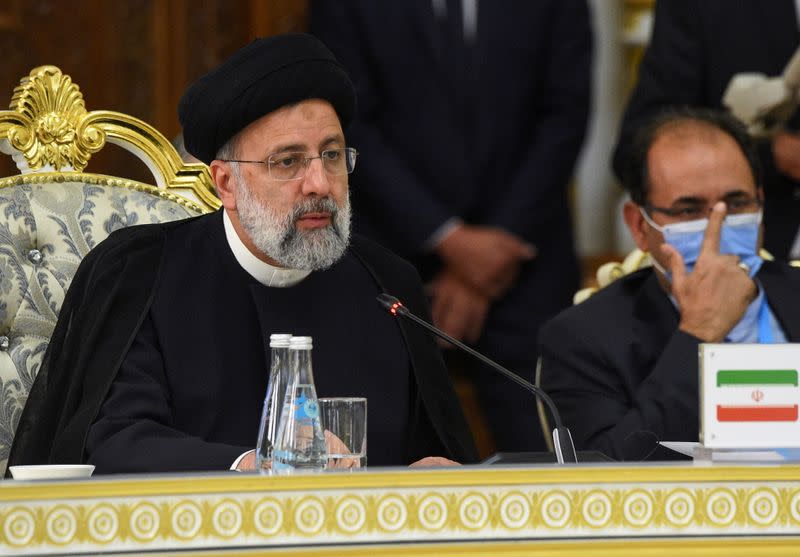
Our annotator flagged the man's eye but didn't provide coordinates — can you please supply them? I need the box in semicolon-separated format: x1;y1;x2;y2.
673;207;703;218
272;156;299;168
727;199;751;210
322;150;342;161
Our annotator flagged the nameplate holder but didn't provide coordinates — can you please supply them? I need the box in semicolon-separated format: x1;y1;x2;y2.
700;343;800;449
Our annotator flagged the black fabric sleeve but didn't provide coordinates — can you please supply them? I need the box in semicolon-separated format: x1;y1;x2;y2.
405;385;449;464
391;253;479;463
85;311;249;473
349;236;478;463
8;224;172;472
539;317;701;461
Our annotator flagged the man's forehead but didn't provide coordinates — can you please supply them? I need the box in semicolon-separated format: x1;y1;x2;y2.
647;123;756;202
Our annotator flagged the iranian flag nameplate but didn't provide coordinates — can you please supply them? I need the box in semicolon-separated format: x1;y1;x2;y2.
700;343;800;448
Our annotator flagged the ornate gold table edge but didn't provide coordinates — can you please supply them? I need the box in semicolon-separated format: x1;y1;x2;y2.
1;464;799;555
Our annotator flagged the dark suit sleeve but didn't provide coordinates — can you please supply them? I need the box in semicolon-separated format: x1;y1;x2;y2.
612;0;702;179
310;1;454;252
539;315;701;461
484;0;592;242
85;311;250;473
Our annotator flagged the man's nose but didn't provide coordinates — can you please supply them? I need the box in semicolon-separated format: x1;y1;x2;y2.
301;157;332;196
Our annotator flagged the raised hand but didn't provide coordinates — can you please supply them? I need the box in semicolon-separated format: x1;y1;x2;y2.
665;201;757;342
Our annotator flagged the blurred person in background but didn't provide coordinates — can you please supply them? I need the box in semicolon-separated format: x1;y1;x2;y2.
614;0;800;260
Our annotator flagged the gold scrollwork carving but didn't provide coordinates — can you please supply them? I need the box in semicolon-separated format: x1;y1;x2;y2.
0;65;219;211
5;65;105;171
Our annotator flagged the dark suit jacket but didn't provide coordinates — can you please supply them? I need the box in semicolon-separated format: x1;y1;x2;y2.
538;261;800;461
613;0;800;257
8;212;477;473
311;0;591;365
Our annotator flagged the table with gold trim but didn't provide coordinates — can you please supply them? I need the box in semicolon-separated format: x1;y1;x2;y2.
1;463;800;555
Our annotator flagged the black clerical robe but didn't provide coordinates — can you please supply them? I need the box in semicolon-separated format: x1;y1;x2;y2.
8;211;477;473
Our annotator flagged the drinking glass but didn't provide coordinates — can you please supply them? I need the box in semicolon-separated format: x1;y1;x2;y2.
319;397;367;469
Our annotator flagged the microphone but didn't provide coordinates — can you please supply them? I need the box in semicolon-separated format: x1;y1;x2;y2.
376;293;577;464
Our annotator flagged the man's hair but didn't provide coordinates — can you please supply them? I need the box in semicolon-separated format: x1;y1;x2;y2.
216;134;244;181
621;107;762;205
216;134;239;161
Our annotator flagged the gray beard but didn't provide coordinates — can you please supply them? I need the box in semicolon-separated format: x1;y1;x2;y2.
235;178;351;271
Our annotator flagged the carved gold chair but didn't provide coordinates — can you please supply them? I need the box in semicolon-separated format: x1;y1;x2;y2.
0;66;221;474
572;249;652;305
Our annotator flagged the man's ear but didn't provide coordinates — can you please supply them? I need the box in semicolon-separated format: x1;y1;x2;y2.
623;200;650;252
210;161;237;211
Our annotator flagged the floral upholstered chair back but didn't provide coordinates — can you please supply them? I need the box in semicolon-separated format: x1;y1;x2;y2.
0;66;221;474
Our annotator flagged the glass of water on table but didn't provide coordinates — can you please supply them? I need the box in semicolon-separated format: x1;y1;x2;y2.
319;397;367;469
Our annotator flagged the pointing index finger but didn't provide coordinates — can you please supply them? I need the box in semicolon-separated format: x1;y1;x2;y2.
700;201;726;255
661;243;686;286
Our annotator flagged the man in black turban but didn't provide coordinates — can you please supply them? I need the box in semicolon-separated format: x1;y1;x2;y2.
8;34;477;473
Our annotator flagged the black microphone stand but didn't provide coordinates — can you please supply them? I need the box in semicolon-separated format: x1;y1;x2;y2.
377;293;577;464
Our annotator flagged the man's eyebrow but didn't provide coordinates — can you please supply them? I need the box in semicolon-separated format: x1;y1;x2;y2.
270;143;306;155
670;196;706;206
721;189;752;199
670;188;753;206
268;134;345;155
320;134;345;148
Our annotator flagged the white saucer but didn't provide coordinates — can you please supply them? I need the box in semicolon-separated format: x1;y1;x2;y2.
9;464;95;480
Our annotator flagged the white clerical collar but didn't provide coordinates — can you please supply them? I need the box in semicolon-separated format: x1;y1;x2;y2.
222;210;311;287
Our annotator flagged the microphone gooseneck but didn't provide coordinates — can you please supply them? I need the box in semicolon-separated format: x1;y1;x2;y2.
376;293;577;464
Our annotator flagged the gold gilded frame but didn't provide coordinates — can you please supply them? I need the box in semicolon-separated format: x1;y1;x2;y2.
0;65;220;212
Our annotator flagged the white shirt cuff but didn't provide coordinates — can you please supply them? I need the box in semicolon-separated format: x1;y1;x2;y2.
425;218;463;251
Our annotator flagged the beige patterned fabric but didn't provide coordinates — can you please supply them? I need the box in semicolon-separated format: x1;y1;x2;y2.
0;180;200;473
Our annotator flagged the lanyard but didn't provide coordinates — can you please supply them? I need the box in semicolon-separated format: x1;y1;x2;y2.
757;297;774;344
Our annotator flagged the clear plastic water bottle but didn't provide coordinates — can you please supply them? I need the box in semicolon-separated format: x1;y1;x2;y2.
272;336;327;472
255;333;292;471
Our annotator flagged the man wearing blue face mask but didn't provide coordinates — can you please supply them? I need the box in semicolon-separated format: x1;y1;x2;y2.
538;108;800;461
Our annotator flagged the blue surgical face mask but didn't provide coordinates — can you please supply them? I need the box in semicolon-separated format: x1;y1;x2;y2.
639;208;763;279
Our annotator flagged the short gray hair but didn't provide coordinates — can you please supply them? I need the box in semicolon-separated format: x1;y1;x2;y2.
215;133;240;161
215;134;242;181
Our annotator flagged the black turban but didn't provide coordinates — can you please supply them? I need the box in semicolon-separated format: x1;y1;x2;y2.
178;33;356;164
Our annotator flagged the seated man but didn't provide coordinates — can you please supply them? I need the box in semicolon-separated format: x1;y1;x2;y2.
539;108;800;461
8;34;477;473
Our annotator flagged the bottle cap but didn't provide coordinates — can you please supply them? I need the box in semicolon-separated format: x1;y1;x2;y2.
269;333;292;348
289;336;313;349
